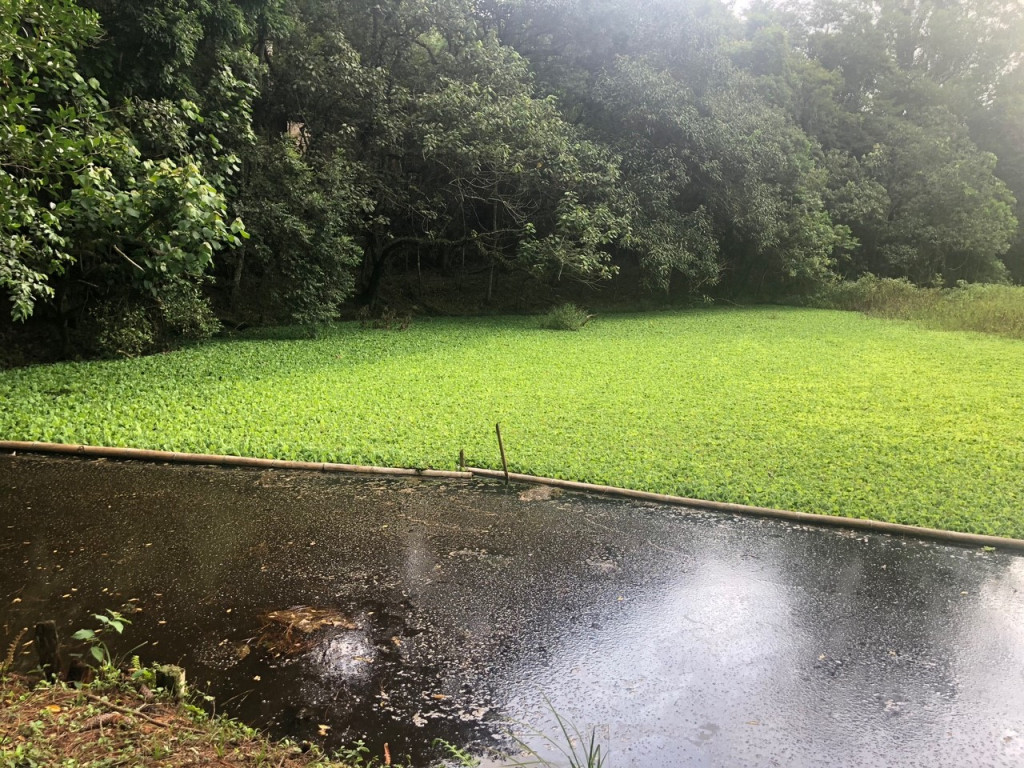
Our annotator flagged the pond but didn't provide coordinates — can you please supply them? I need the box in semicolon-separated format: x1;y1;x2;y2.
1;453;1023;767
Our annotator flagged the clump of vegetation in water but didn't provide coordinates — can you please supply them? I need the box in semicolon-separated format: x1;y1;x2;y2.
1;308;1023;537
539;303;593;331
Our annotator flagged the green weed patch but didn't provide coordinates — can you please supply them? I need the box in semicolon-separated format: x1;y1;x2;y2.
814;277;1024;339
1;307;1022;537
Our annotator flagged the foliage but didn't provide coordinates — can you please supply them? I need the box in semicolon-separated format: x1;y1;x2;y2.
8;0;1024;351
0;0;243;344
0;0;106;321
232;138;366;326
159;283;223;341
70;610;130;669
85;284;222;359
539;303;592;331
89;302;157;358
433;739;479;766
500;699;608;768
496;0;857;297
0;673;353;767
334;739;409;768
254;0;630;308
1;309;1023;537
814;276;1024;339
76;0;265;178
771;0;1022;285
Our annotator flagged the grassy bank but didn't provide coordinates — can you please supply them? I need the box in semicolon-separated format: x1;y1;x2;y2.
1;307;1023;537
814;277;1024;339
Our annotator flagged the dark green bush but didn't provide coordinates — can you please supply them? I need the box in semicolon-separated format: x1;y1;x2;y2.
158;284;222;341
90;302;156;358
540;303;592;331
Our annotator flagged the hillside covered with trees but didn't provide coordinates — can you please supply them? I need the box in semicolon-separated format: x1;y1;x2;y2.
3;0;1023;357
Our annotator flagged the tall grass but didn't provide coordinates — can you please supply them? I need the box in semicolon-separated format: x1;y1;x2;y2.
539;303;593;331
814;276;1024;339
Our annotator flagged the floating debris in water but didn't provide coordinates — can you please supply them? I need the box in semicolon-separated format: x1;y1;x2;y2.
257;606;357;655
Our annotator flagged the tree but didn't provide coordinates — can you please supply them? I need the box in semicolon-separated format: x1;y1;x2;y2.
77;0;267;182
232;138;368;326
257;0;630;307
768;0;1021;284
495;0;852;296
0;0;242;350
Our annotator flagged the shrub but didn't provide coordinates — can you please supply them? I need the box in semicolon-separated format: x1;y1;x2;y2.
540;303;592;331
90;302;157;358
811;275;935;316
357;305;411;331
813;276;1024;339
158;284;222;341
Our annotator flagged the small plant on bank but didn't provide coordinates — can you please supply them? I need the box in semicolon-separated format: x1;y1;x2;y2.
539;303;593;331
433;738;480;766
504;704;608;768
335;738;411;767
70;610;130;671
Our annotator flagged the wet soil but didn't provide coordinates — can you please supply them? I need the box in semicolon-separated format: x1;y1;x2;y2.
1;454;1023;767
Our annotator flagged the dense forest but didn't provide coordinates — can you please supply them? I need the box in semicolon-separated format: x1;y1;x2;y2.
2;0;1023;357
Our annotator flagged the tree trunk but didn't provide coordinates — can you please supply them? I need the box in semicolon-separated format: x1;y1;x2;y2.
361;238;388;309
230;251;245;311
486;202;499;304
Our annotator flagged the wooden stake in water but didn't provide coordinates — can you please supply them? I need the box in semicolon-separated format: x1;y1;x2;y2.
495;423;509;484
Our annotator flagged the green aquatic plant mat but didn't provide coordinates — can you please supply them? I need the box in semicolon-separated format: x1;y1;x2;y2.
2;307;1022;538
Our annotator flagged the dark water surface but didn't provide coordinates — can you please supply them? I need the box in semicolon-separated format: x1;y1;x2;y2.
1;454;1023;767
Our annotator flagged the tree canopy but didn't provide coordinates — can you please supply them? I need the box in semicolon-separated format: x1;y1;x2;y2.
2;0;1021;354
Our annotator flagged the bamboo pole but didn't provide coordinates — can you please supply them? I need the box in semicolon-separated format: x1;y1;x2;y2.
0;442;472;480
463;467;1024;552
495;424;509;485
3;441;1022;551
